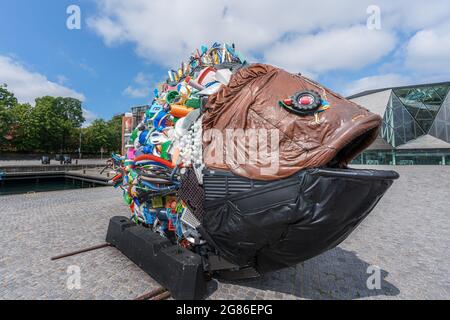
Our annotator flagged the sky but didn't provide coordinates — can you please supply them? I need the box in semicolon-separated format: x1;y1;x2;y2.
1;0;450;124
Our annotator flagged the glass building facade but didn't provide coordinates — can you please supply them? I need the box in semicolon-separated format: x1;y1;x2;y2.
352;149;450;166
349;82;450;165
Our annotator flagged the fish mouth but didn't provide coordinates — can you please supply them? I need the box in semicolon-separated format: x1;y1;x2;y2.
326;114;381;168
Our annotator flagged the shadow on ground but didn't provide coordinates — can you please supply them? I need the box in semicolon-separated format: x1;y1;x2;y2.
207;248;400;300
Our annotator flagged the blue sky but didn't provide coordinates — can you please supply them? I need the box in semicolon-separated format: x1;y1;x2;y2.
1;0;450;123
0;0;165;121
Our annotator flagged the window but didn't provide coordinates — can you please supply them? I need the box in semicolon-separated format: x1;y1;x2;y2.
430;94;450;143
382;93;425;147
393;85;450;133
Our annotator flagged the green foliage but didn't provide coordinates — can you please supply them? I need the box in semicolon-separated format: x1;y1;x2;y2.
107;115;123;153
25;96;87;152
82;117;122;154
0;84;17;147
83;119;109;153
55;97;85;128
0;84;18;107
0;85;122;154
8;102;33;151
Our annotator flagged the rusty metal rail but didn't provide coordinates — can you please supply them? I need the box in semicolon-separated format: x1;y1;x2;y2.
135;287;171;300
51;243;113;261
51;243;172;300
152;291;171;300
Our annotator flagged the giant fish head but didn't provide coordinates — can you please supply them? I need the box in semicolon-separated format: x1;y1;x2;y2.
203;64;381;180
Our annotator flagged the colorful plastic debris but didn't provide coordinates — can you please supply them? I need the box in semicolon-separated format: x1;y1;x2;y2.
109;43;245;247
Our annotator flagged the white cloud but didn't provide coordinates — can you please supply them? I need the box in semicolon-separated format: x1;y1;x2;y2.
133;72;149;86
264;26;396;75
78;62;97;77
405;22;450;76
87;0;380;68
87;16;127;47
88;0;450;83
88;0;450;66
379;1;450;31
122;72;152;98
56;75;69;85
82;108;98;127
344;74;413;96
0;55;85;105
123;86;149;98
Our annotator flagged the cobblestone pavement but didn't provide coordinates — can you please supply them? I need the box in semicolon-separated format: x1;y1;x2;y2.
0;166;448;300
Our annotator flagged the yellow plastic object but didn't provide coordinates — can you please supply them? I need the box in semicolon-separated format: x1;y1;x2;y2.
152;196;164;208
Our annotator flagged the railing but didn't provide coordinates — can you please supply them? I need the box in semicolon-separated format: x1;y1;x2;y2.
0;164;104;174
0;167;111;186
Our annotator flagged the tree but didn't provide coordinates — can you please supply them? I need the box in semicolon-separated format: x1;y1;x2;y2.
9;103;33;151
83;119;110;154
107;115;123;153
54;97;85;152
0;84;18;107
29;96;66;152
81;116;122;155
55;97;84;128
26;96;85;153
0;84;18;148
1;83;121;155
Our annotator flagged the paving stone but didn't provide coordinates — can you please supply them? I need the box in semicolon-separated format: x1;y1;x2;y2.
0;166;449;299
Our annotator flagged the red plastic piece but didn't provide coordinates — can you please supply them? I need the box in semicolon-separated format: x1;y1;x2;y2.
168;219;176;232
112;173;123;182
133;154;175;169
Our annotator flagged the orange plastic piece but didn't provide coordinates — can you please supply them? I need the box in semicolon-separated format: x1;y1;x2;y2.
170;104;193;118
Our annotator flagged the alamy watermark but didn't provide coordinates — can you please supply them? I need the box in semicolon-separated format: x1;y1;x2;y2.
367;5;381;30
203;128;280;176
66;5;81;30
66;4;381;32
67;265;82;290
366;265;382;290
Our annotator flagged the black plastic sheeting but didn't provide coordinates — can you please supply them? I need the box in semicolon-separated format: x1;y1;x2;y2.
201;168;399;274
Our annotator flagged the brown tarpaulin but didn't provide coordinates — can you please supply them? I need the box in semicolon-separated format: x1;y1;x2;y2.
203;64;381;180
